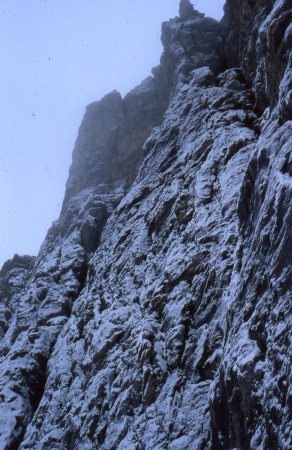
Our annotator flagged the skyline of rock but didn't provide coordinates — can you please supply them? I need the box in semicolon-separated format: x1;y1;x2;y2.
0;1;291;448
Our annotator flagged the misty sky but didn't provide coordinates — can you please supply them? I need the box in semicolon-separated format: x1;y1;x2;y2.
0;0;225;267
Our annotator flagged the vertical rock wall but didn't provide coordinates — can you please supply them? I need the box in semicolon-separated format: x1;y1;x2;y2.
0;1;291;449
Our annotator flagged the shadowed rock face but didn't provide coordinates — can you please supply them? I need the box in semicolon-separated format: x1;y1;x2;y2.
62;82;165;209
179;0;204;20
0;1;291;449
223;0;292;113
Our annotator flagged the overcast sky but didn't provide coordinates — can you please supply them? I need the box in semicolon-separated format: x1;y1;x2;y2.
0;0;225;267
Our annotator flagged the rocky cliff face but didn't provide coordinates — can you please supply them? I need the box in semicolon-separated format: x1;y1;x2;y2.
0;1;291;449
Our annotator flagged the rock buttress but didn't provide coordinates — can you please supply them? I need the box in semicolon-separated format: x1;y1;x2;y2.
0;1;291;449
0;6;225;449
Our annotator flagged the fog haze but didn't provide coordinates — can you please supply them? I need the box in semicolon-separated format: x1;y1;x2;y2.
0;0;224;267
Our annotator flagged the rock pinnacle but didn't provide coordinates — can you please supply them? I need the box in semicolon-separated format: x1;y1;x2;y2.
179;0;196;20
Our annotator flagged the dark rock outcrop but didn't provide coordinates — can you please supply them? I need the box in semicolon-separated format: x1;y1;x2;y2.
179;0;204;21
62;81;165;208
0;1;291;449
223;0;292;112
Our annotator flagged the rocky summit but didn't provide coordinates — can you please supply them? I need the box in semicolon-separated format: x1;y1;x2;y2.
0;0;291;449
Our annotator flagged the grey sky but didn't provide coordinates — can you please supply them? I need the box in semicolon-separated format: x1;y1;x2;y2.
0;0;225;267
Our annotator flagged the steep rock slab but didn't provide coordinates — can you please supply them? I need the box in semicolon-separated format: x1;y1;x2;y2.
210;113;292;449
209;1;292;448
0;1;291;448
19;66;259;449
0;7;224;449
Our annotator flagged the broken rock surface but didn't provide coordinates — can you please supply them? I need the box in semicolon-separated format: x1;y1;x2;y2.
0;1;291;449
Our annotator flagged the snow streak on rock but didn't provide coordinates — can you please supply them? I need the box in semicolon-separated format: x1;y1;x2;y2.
0;1;291;449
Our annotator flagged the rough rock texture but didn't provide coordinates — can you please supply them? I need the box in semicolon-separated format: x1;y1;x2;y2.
223;0;292;112
0;1;291;449
0;255;35;341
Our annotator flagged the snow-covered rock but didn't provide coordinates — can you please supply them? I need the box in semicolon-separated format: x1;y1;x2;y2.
0;1;291;448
